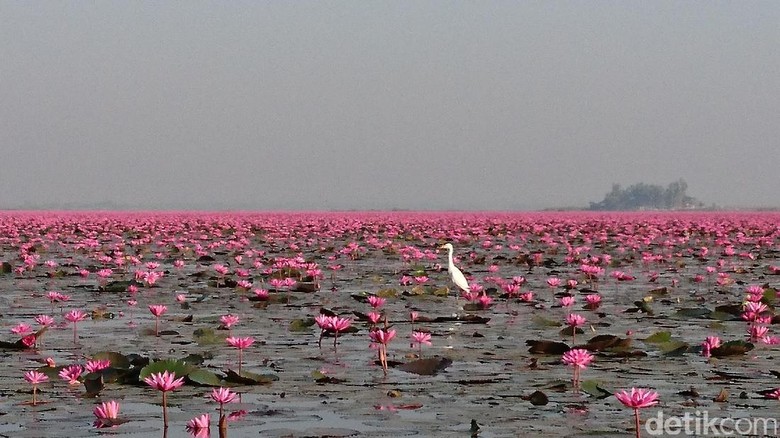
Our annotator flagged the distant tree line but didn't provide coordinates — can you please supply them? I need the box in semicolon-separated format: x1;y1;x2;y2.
589;179;705;211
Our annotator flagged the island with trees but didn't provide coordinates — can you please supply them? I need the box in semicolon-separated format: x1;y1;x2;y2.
589;179;706;211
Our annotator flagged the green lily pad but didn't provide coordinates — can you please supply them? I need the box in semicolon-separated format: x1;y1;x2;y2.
187;369;224;386
659;340;690;355
180;353;207;366
139;359;195;380
223;369;278;385
193;328;222;346
376;288;398;298
531;315;562;328
580;380;612;399
100;280;137;293
643;331;672;344
289;318;315;332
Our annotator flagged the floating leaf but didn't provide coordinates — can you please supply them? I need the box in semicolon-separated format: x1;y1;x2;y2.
83;373;104;397
91;352;131;369
289;318;315;332
397;357;452;376
312;370;345;384
431;286;448;296
582;335;631;351
187;369;223;387
525;390;549;405
643;332;672;344
659;340;690;355
710;340;754;357
376;288;398;298
580;380;613;399
763;288;776;305
526;340;570;355
139;360;195;380
180;353;206;366
193;328;222;346
0;261;11;274
224;369;278;385
647;287;668;296
100;280;136;293
531;315;562;328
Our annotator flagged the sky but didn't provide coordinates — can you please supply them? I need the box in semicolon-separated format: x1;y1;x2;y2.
1;1;778;211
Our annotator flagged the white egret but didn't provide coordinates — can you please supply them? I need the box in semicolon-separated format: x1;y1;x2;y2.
440;243;470;294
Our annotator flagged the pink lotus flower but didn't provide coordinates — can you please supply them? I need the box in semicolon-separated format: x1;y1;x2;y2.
59;364;83;385
369;328;396;375
519;291;534;302
477;293;493;309
35;315;55;327
211;387;237;404
11;323;32;335
367;311;382;325
211;387;237;423
220;314;240;330
701;336;721;358
367;296;386;309
149;304;167;336
411;330;432;357
187;414;211;437
565;313;586;344
85;359;111;373
93;400;121;428
562;348;593;390
144;371;185;429
64;309;88;344
615;388;660;438
585;294;602;306
559;296;575;307
24;370;48;405
21;334;36;348
226;336;255;374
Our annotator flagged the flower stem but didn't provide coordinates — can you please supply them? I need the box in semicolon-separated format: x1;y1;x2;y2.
634;408;641;438
162;391;168;429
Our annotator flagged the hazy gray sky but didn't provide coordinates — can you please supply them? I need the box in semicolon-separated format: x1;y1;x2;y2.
1;1;778;210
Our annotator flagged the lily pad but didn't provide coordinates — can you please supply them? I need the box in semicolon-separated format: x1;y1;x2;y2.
580;380;613;399
289;318;315;332
139;359;195;380
187;369;224;387
91;351;131;369
711;340;754;357
397;357;453;376
193;327;222;346
526;340;570;355
224;369;278;385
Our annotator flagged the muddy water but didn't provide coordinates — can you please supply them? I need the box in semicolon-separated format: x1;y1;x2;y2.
0;214;778;438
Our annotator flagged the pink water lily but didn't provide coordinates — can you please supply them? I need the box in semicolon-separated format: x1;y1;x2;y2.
144;371;185;429
615;388;660;438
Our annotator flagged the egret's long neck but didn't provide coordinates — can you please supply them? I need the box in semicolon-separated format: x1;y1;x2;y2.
447;247;454;271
